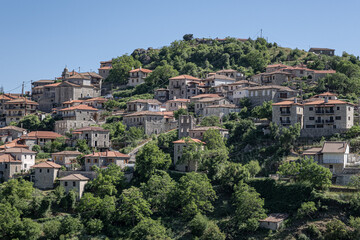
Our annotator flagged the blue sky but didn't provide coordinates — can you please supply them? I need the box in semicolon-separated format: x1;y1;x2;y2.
0;0;359;92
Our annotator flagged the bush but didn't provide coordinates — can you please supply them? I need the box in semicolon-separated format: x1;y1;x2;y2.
324;219;349;240
200;221;226;240
60;216;83;236
304;224;322;240
297;201;318;219
188;213;209;237
36;152;51;159
86;218;103;235
43;220;61;239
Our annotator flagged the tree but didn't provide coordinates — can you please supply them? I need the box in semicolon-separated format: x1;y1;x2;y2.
324;219;349;240
43;219;61;240
179;138;204;172
202;129;226;150
140;171;176;213
85;218;103;235
117;187;152;226
251;101;273;120
0;202;21;239
297;201;318;219
75;139;91;154
174;108;188;120
130;218;171;240
175;172;217;217
188;213;209;237
135;141;171;182
77;193;116;222
232;181;266;231
17;114;40;131
200;116;222;127
87;164;125;197
13;218;42;240
60;216;84;237
202;148;229;180
0;179;35;213
38;115;56;131
218;162;250;191
200;221;226;240
277;158;332;190
245;160;261;177
106;55;141;84
144;63;179;88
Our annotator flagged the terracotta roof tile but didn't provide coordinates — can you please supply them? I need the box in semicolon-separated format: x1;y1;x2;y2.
129;68;152;73
169;75;201;81
60;104;98;111
21;131;64;140
321;142;348;153
84;151;130;158
191;94;220;99
0;154;21;163
72;127;109;133
4;98;38;105
173;138;205;144
32;161;61;168
4;148;36;154
52;151;81;155
59;174;89;181
127;99;161;104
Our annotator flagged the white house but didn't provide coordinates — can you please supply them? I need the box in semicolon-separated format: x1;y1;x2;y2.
321;141;349;174
4;148;36;171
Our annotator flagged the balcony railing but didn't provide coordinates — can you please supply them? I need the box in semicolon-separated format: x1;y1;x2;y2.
280;111;291;115
280;120;291;125
315;110;334;114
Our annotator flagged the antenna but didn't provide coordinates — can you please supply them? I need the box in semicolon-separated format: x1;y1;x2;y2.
79;67;81;73
260;29;263;38
21;81;24;97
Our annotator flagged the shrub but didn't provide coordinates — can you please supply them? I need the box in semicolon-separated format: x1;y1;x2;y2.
324;219;349;240
304;224;322;240
297;202;318;219
86;218;103;235
188;213;209;237
43;220;61;239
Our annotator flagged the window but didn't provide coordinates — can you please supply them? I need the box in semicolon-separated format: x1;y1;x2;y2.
309;117;314;120
309;107;313;111
65;181;68;186
39;169;42;173
336;116;341;120
73;181;76;186
47;169;49;173
306;125;315;128
337;107;340;110
87;159;90;163
349;116;351;120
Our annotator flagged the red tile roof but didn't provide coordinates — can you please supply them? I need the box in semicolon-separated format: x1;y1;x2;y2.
166;99;190;103
72;127;109;133
0;154;21;163
4;148;36;154
129;68;152;73
266;64;288;68
304;99;352;106
32;161;61;168
59;174;89;181
43;82;62;88
52;150;81;155
62;100;83;104
5;98;38;105
191;94;220;99
60;104;98;111
0;138;28;150
85;151;130;158
21;131;64;140
272;100;302;106
124;111;174;117
169;75;201;81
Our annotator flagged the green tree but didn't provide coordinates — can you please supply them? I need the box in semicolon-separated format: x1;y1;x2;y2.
75;139;91;154
179;138;204;172
39;115;56;131
251;101;273;120
202;128;226;150
117;187;152;226
130;218;171;240
218;162;250;191
60;216;84;237
140;171;176;213
144;63;179;88
297;201;318;219
200;221;226;240
13;218;42;240
324;219;349;240
85;218;103;235
17;114;40;131
175;172;217;217
135;141;171;182
0;202;21;239
232;182;266;231
174;108;188;120
87;164;125;197
277;158;332;190
43;219;61;240
200;116;222;127
106;55;141;84
245;160;261;178
188;213;209;237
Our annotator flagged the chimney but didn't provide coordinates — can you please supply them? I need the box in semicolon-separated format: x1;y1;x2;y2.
173;96;177;100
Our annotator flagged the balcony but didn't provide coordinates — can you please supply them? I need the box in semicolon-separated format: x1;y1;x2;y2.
315;110;334;114
325;119;334;124
315;119;324;124
280;111;291;115
280;120;291;125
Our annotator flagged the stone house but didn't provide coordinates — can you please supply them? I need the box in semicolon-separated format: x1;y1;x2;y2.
215;69;245;80
123;111;177;135
71;127;110;150
98;60;112;79
82;97;107;110
193;97;230;116
189;126;229;140
173;138;205;172
59;104;98;121
233;85;298;107
20;131;64;149
309;48;335;56
59;174;89;199
272;99;304;128
0;138;29;150
0;94;16;126
32;161;61;189
202;74;236;88
265;64;289;73
52;151;81;168
0;126;27;143
36;82;61;112
126;99;161;112
165;98;190;111
259;214;288;231
203;104;240;119
3;148;36;171
128;67;152;87
0;154;22;181
31;80;55;103
4;98;38;125
154;88;169;103
303;141;349;175
252;71;293;85
61;99;83;109
168;75;204;100
302;98;354;137
84;151;130;171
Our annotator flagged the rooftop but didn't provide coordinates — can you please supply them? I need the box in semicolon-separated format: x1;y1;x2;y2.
191;126;228;131
4;148;36;154
124;111;174;118
169;75;201;81
0;154;21;163
72;126;109;133
0;126;26;132
85;151;130;158
127;99;161;104
173;138;205;144
191;94;221;99
60;104;98;111
32;161;61;168
52;150;81;155
321;142;348;153
21;131;64;140
259;213;289;223
59;174;89;181
129;68;152;73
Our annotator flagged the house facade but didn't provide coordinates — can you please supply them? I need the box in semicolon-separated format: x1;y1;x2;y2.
128;68;152;87
84;151;130;171
126;99;161;112
72;127;110;150
173;138;205;172
32;161;61;189
59;174;89;199
4;98;38;125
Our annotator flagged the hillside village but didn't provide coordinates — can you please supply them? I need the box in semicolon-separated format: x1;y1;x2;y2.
3;36;360;239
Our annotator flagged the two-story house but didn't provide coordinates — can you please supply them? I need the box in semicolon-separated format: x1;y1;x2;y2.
84;151;130;171
71;126;110;151
4;98;38;125
126;99;161;112
165;98;190;111
128;67;152;87
98;60;112;79
168;75;203;100
272;99;304;128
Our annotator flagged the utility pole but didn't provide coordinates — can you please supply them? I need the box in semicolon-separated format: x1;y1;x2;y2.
260;29;263;38
21;81;24;97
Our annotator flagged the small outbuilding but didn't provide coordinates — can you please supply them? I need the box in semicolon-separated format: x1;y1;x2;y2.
32;161;61;189
259;213;288;231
